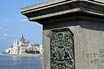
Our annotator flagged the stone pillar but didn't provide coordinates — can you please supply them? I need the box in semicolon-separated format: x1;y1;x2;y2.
21;0;104;69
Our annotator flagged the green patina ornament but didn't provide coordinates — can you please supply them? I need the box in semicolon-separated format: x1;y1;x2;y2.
50;29;75;69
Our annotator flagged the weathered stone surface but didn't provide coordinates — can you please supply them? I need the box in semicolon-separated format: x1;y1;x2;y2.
42;20;104;69
95;0;104;3
21;0;104;24
21;0;104;69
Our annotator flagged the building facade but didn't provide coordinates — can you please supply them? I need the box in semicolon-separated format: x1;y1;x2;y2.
5;35;40;55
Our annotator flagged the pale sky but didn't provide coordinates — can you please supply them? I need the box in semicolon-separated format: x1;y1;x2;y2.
0;0;47;52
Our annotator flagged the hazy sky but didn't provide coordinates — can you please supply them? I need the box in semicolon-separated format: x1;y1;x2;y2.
0;0;47;52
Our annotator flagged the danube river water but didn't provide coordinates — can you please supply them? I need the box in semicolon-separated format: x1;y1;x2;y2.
0;55;42;69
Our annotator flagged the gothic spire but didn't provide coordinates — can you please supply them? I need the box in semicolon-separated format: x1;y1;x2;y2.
20;34;25;42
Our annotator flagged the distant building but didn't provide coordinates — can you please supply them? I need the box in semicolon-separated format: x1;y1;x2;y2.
5;35;40;55
39;44;43;55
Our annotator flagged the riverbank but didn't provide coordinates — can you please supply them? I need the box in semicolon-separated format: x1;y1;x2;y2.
0;53;41;57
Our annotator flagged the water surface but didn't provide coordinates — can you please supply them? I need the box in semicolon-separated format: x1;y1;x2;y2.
0;55;42;69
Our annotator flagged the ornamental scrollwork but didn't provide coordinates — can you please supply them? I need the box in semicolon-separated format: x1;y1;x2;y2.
50;29;75;69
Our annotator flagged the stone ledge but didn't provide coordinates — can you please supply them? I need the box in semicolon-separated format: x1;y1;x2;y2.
21;0;104;24
21;0;104;14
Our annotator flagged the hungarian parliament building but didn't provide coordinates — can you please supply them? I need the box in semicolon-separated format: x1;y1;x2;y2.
5;35;42;55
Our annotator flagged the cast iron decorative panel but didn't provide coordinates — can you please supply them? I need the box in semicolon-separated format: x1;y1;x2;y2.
50;29;75;69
